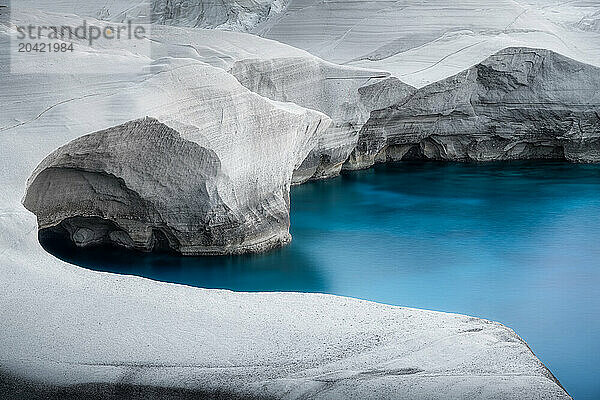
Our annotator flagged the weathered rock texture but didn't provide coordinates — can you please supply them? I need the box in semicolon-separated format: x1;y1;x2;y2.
150;0;289;31
346;47;600;169
248;0;600;89
575;10;600;33
15;0;289;32
357;77;418;113
26;119;229;254
20;60;330;255
231;59;414;182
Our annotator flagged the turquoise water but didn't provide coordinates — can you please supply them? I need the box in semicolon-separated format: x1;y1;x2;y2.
45;161;600;399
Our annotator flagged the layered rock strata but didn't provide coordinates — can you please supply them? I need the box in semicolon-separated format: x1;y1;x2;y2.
347;47;600;169
231;59;415;182
21;62;330;255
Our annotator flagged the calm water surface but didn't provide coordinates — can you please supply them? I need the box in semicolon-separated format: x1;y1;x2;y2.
45;161;600;399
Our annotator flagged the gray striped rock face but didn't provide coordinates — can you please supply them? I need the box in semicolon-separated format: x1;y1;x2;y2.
23;115;323;255
24;113;327;255
24;118;253;255
347;47;600;169
230;58;415;183
20;60;330;255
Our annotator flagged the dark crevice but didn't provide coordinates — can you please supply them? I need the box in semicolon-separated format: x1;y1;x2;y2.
39;217;180;257
0;370;273;400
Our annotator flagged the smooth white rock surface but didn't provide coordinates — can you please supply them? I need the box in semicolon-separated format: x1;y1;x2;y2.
6;8;381;184
17;0;600;87
7;8;401;183
251;0;600;88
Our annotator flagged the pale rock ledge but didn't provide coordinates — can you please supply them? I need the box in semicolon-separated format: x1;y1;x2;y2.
230;58;415;183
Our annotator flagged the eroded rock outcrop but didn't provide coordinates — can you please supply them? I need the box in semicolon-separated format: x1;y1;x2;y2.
21;60;330;255
25;118;233;254
231;58;415;182
346;47;600;169
576;10;600;33
24;116;326;255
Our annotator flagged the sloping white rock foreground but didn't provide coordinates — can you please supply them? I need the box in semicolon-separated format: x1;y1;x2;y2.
0;234;571;399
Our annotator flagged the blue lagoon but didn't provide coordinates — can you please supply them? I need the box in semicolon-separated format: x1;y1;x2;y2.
44;161;600;399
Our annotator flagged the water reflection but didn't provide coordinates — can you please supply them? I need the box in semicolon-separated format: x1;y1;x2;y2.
42;232;328;293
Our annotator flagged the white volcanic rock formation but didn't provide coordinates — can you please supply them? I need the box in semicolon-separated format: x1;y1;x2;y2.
2;11;333;255
347;47;600;169
23;112;327;255
230;58;413;182
6;9;600;253
15;54;329;254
